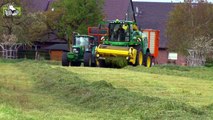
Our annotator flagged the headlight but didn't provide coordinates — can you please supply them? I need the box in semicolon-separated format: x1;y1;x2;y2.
85;46;89;51
73;48;79;53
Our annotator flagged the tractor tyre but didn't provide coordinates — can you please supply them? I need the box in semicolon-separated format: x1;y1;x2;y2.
91;54;97;67
62;52;69;66
71;62;81;66
134;46;143;66
84;52;92;67
144;54;152;68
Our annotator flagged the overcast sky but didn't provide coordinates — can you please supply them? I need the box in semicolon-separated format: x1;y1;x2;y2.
132;0;213;2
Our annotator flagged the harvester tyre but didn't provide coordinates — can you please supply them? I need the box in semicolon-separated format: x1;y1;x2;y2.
134;46;143;66
84;52;92;67
97;60;105;67
145;54;152;68
62;52;69;66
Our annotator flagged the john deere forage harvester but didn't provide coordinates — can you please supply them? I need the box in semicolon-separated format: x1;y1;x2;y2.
95;20;158;67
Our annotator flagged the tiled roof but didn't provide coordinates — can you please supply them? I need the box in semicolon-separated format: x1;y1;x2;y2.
103;0;131;20
22;0;54;12
133;2;176;48
43;44;69;51
23;0;132;19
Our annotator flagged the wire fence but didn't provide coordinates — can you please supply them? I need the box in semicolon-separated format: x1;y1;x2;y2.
0;50;50;60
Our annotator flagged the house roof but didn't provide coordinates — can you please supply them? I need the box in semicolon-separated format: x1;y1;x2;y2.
37;33;67;44
43;44;69;51
133;2;176;48
23;0;133;19
22;0;54;12
103;0;132;20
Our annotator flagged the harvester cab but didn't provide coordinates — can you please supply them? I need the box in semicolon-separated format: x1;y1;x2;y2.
62;35;97;67
96;19;153;67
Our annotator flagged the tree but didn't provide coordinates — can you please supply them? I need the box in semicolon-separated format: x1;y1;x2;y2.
0;1;48;45
45;0;104;47
166;0;213;66
0;1;48;58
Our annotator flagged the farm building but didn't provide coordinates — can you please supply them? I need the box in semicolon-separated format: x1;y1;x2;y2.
43;44;69;61
133;2;187;65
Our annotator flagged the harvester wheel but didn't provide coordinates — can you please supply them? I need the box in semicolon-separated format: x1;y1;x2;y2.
145;54;152;68
96;60;105;67
134;47;143;66
62;52;69;66
84;52;92;67
71;62;81;66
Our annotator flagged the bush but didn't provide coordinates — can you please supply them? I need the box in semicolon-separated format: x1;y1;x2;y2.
17;50;50;60
18;50;35;59
205;58;213;67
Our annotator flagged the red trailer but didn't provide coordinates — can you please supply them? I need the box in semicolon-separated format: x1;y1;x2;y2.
88;27;108;44
142;29;160;58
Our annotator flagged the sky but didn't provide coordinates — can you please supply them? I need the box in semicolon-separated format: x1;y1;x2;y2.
132;0;213;3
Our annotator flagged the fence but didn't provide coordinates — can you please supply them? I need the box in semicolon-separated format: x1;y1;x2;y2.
17;50;50;60
0;43;22;59
0;43;51;60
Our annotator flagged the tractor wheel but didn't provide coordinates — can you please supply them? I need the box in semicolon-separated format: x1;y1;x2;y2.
91;54;97;67
134;46;143;66
145;54;152;68
62;52;69;66
71;62;81;66
84;52;92;67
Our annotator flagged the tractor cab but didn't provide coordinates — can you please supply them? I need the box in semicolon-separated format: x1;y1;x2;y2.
74;36;90;46
73;35;95;47
72;35;95;53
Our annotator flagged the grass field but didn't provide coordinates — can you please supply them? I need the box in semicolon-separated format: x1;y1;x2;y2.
0;59;212;119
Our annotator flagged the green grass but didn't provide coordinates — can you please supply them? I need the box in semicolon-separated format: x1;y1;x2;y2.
64;66;213;107
125;64;213;81
0;60;213;119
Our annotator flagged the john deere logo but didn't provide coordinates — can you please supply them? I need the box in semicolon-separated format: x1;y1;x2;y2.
2;4;21;17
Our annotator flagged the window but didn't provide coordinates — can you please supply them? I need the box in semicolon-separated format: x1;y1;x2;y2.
75;37;89;46
109;23;130;42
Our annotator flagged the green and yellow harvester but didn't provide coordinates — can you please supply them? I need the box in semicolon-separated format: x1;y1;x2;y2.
95;20;156;67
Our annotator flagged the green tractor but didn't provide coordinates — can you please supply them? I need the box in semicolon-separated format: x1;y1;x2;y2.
62;34;97;67
95;20;153;67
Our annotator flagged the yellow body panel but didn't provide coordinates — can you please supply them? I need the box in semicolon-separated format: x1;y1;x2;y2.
97;49;129;57
96;45;137;64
